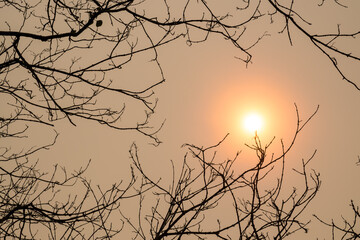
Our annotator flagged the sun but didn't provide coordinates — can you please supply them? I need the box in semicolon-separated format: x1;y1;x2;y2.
243;113;263;134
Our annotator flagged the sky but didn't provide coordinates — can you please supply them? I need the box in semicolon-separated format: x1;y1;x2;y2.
47;13;359;240
3;0;360;239
155;23;360;238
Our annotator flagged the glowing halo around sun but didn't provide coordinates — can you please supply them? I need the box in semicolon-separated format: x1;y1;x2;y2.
243;113;263;134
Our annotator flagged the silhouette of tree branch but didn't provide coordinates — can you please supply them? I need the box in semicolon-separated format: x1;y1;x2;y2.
314;200;360;240
267;0;360;90
125;105;320;239
1;1;358;238
0;102;143;239
0;131;143;238
2;1;358;146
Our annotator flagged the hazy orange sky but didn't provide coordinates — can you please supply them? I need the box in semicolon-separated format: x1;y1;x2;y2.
46;22;360;240
153;8;360;236
3;0;360;239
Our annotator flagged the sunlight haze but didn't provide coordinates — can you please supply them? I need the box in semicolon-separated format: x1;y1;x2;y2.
1;0;360;239
243;113;263;134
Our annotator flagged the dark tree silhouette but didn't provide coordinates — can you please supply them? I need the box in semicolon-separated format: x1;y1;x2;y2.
1;0;359;140
314;201;360;240
0;141;139;238
123;105;321;239
1;0;359;239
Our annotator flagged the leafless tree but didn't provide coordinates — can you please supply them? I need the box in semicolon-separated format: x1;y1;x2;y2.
0;117;146;239
0;139;143;238
1;0;359;239
123;104;321;239
266;0;360;90
1;0;359;142
314;201;360;240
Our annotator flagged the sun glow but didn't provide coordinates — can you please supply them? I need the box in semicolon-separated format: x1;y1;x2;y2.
243;113;263;134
